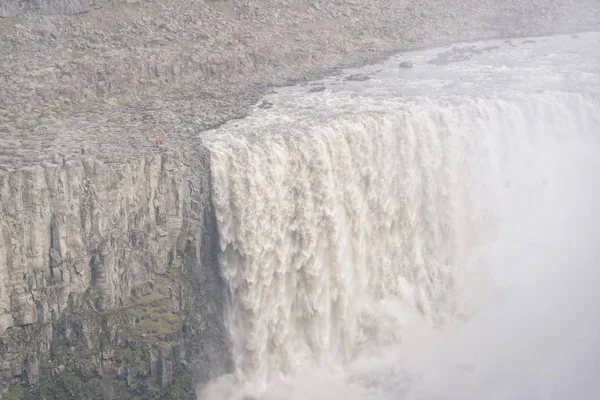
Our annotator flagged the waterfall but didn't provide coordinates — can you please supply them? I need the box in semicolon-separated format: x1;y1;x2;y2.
197;33;600;400
204;92;600;387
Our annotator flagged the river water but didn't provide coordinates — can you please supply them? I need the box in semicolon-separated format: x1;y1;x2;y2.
199;32;600;400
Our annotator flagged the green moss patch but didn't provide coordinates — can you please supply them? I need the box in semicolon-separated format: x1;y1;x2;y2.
125;293;182;344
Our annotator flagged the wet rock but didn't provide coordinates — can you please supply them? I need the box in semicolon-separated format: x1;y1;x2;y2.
427;50;468;65
427;44;499;65
258;100;273;109
399;61;414;68
481;45;500;52
345;73;371;81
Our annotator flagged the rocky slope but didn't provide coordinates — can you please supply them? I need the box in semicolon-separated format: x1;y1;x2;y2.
0;0;599;399
0;0;136;18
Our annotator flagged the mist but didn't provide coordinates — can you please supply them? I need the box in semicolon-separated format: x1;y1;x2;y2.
413;135;600;400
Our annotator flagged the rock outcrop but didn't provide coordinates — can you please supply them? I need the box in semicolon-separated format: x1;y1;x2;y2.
0;149;231;399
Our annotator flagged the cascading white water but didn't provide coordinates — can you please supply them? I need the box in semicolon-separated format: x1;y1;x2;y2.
199;33;600;400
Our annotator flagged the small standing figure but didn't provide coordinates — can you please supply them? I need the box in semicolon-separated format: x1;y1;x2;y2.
155;136;164;145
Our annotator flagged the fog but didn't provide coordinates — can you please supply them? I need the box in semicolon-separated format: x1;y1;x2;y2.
414;140;600;400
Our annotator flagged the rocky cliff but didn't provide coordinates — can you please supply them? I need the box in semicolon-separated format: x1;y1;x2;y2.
1;0;600;398
0;149;231;399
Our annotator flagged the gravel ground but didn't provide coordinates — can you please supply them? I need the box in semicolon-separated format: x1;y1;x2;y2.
1;0;599;168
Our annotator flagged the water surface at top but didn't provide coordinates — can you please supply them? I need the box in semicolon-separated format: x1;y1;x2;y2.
215;32;600;133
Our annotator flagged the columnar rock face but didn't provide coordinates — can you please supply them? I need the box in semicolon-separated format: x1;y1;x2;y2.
0;150;231;398
1;154;178;329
